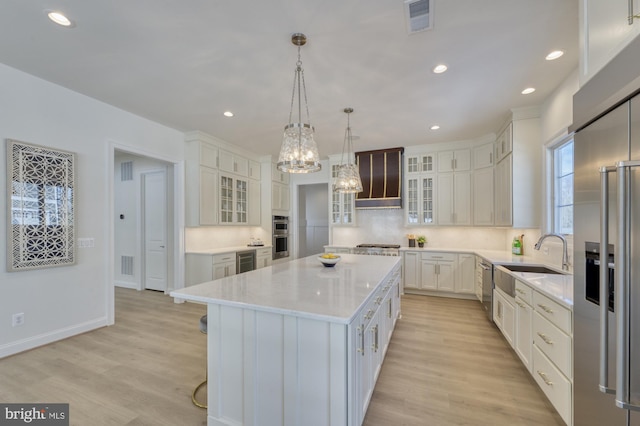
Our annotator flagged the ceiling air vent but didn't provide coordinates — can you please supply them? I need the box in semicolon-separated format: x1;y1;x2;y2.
404;0;433;34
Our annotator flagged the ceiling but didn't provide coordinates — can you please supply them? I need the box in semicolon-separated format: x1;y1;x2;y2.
0;1;579;159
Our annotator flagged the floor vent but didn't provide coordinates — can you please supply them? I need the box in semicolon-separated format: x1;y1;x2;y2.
404;0;432;34
121;161;133;181
121;255;134;276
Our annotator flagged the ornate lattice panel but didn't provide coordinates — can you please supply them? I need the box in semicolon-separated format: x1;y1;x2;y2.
6;139;75;271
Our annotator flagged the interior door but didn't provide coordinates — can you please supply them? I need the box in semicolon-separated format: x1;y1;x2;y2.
143;170;167;291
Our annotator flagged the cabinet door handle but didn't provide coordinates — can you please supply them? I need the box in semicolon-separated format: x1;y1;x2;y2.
537;332;554;345
537;304;554;314
372;325;379;352
451;159;454;170
388;298;392;318
515;301;526;308
357;325;365;355
489;152;493;164
537;370;553;386
516;288;526;295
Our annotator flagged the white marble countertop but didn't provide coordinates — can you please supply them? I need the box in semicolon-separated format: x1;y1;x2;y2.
187;245;272;255
325;245;573;308
171;254;400;324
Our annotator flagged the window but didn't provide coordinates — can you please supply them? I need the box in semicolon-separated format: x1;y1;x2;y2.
553;139;574;234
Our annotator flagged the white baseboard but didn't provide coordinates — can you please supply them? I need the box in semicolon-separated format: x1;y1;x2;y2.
0;317;108;359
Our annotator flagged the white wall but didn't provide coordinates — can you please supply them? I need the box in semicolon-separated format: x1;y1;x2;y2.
0;64;184;357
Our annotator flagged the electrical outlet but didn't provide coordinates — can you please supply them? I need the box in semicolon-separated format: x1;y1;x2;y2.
12;313;24;327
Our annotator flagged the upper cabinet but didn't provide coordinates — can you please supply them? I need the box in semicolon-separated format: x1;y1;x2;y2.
494;109;541;228
219;149;249;177
330;162;356;225
474;142;494;169
185;131;262;226
495;123;512;163
271;162;290;185
437;149;471;173
580;0;640;85
406;153;436;174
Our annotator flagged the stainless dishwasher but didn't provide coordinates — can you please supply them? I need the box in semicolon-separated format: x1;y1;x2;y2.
236;250;256;274
479;259;494;321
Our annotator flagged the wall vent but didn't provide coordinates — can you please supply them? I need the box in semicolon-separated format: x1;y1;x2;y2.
404;0;433;34
121;255;134;276
120;161;133;181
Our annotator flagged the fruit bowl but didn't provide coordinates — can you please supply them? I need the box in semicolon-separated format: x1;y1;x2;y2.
318;254;341;267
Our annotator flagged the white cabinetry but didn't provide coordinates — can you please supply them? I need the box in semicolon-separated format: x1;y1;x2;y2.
437;149;471;172
473;167;494;225
406;174;436;225
493;274;573;426
495;123;512;162
437;171;471;225
219;174;249;224
406;153;436;173
493;286;515;348
514;280;533;372
185;132;262;227
531;291;572;425
420;252;456;292
255;247;272;269
456;254;475;294
330;163;355;225
494;111;541;228
353;267;401;426
219;149;249;176
474;142;494;169
474;256;484;302
580;0;640;85
271;163;290;212
185;252;236;286
403;250;475;298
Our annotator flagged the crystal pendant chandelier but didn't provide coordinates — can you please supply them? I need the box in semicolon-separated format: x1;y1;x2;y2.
333;108;363;193
277;33;321;174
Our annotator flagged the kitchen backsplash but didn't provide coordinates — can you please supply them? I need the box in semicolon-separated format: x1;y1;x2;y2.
185;226;269;252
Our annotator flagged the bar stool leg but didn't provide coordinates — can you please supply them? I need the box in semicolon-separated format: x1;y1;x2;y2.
192;315;208;409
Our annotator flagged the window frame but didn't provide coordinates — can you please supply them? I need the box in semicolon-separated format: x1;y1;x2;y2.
545;134;574;236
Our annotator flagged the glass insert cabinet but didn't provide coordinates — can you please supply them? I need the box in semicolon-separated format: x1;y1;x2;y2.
330;164;355;225
405;154;436;225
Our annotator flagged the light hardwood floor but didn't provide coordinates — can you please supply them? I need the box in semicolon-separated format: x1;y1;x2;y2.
0;289;564;426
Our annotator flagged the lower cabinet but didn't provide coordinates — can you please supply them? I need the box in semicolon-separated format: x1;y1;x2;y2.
403;250;475;298
352;266;401;426
255;247;272;269
493;277;573;426
493;287;515;348
212;253;236;280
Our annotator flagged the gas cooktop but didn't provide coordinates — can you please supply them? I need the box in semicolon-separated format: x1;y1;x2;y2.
356;244;401;249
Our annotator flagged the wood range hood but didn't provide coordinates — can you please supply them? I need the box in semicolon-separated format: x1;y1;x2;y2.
354;147;404;209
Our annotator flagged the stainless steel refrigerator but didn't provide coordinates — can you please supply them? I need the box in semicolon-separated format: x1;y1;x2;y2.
574;87;640;424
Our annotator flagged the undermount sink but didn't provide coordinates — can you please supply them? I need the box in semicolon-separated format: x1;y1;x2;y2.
501;264;563;274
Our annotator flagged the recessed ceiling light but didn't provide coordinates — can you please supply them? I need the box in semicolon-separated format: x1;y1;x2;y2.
433;64;448;74
430;125;440;130
545;50;564;61
223;111;234;117
46;11;74;27
521;88;536;95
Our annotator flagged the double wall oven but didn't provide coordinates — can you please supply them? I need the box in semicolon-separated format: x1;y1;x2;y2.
272;215;289;260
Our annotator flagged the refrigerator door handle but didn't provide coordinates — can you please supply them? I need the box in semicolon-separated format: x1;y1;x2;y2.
599;166;616;394
615;160;640;411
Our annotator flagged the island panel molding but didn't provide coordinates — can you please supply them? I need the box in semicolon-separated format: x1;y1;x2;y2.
6;139;75;271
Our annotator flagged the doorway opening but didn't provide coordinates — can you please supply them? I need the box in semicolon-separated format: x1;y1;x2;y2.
297;183;329;257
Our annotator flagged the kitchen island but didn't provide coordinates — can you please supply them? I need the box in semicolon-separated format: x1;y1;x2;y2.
171;254;401;426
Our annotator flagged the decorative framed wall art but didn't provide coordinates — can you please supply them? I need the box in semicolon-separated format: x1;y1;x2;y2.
6;139;76;271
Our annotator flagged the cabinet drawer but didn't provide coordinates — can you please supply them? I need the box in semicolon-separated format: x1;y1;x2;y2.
532;345;571;425
255;248;271;257
533;291;571;335
533;312;572;378
420;252;456;262
515;280;533;306
212;252;235;264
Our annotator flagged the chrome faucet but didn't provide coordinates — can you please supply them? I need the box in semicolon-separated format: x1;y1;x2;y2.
534;233;570;271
